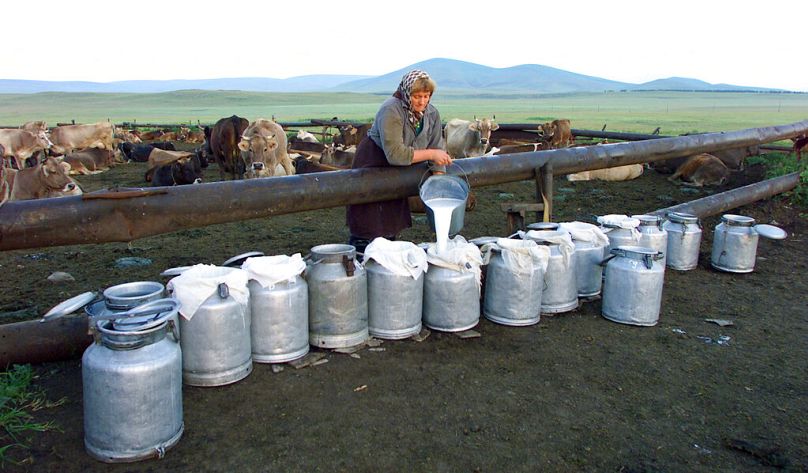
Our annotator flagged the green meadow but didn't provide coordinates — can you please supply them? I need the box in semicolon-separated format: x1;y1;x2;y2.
1;90;806;136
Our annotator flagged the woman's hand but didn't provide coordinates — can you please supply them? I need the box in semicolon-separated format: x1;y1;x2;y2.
430;149;453;167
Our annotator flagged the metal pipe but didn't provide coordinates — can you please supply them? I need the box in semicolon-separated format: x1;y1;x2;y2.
0;315;91;367
1;120;806;251
649;172;800;219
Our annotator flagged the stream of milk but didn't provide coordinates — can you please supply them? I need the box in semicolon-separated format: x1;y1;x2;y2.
426;198;465;254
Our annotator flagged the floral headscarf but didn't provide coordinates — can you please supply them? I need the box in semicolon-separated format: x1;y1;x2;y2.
394;69;432;128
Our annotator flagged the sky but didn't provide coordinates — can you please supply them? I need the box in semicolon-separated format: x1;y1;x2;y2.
4;0;806;92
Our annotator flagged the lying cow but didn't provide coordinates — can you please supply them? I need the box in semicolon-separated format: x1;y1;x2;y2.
668;153;729;187
332;124;371;148
64;148;120;175
140;130;165;141
144;149;203;186
118;142;176;162
566;164;644;182
538;119;572;149
238;119;295;178
444;117;499;158
3;157;78;200
0;129;52;170
49;122;115;155
651;146;758;173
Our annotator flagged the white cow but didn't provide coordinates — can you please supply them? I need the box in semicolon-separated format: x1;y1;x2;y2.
237;119;295;178
566;164;644;182
444;117;499;158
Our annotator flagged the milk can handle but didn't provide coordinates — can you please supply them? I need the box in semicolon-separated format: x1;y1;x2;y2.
599;254;618;267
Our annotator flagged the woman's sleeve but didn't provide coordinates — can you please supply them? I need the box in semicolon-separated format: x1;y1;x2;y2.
427;109;445;150
377;107;414;166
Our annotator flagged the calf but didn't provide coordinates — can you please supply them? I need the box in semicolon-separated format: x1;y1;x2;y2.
668;153;729;187
332;124;371;148
538;119;572;149
4;157;77;200
444;117;499;158
566;164;644;182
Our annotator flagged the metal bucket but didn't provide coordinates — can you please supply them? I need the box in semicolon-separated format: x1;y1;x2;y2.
82;299;184;462
633;214;668;266
306;244;368;348
710;214;787;273
420;174;469;236
663;212;702;270
423;264;480;332
248;275;309;363
483;248;544;326
366;260;424;339
571;239;607;297
602;246;665;326
178;279;253;387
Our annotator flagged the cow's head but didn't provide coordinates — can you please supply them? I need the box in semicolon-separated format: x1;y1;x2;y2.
40;157;75;192
172;156;203;184
538;122;555;140
468;117;499;146
238;133;280;176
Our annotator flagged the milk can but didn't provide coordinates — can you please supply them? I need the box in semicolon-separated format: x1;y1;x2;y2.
663;212;702;270
43;296;184;462
710;214;787;273
481;238;550;326
422;237;482;332
521;230;579;314
306;244;368;348
601;246;665;326
597;214;642;255
242;255;309;363
84;280;171;327
169;265;252;387
558;222;610;298
633;214;668;266
364;239;427;339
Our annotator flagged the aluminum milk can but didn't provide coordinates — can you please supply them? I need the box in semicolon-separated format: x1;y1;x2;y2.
423;264;480;332
601;246;665;326
306;244;368;348
522;230;579;314
633;214;668;266
172;266;253;387
598;215;641;255
482;241;547;326
82;299;184;462
248;276;309;362
663;212;702;270
366;263;424;340
84;281;173;331
710;214;787;273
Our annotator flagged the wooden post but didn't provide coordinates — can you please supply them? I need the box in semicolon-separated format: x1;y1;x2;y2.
535;162;553;222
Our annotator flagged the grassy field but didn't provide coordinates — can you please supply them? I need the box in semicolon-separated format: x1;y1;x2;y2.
1;90;806;136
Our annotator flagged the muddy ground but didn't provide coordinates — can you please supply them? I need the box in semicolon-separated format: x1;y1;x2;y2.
1;147;806;472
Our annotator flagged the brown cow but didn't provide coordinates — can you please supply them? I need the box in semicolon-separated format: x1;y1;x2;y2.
538;119;572;149
668;153;729;187
238;119;294;178
332;123;371;148
20;121;48;134
792;134;807;162
652;146;758;174
64;148;119;175
3;157;77;200
0;129;52;169
50;122;115;155
140;130;165;141
210;115;250;180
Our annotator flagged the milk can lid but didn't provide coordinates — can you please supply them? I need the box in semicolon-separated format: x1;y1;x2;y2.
103;281;165;310
222;251;265;268
721;214;755;226
632;214;661;225
470;236;499;247
41;291;98;322
526;222;560;231
667;212;698;224
111;298;179;331
160;266;193;277
754;224;787;240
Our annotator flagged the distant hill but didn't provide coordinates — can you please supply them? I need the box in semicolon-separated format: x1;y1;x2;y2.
0;58;785;94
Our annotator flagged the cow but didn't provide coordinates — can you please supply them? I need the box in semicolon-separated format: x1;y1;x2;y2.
566;164;644;182
3;157;78;200
0;129;52;170
63;148;119;175
668;153;729;187
210;115;250;180
144;148;203;185
20;121;48;134
295;130;319;143
238;118;294;178
114;129;142;144
159;131;178;141
320;144;356;167
182;127;205;144
537;119;572;149
444;117;499;158
140;130;165;141
651;146;759;174
332;124;371;148
118;142;176;162
792;134;807;162
49;122;115;155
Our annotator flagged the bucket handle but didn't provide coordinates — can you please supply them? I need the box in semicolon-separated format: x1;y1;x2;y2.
417;161;471;191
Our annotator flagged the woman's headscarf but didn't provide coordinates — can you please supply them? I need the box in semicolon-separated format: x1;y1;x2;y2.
394;69;432;128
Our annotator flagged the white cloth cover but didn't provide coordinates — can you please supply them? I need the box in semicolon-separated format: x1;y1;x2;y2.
425;235;484;289
241;254;306;289
363;238;428;279
481;238;550;275
167;264;249;320
596;214;641;241
519;230;576;267
559;221;610;247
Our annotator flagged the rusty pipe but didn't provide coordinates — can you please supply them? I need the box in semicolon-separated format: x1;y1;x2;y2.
1;120;807;251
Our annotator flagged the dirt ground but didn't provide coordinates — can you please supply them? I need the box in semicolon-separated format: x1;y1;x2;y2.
1;147;806;472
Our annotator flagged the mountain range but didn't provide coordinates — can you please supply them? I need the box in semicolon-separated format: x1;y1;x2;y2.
0;58;785;95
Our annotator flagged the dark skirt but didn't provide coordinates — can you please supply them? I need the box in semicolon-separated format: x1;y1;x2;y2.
346;137;411;240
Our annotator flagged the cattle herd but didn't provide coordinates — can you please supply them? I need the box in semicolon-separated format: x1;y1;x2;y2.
1;115;799;206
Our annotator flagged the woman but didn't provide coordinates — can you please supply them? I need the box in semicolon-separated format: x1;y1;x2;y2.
346;70;453;253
